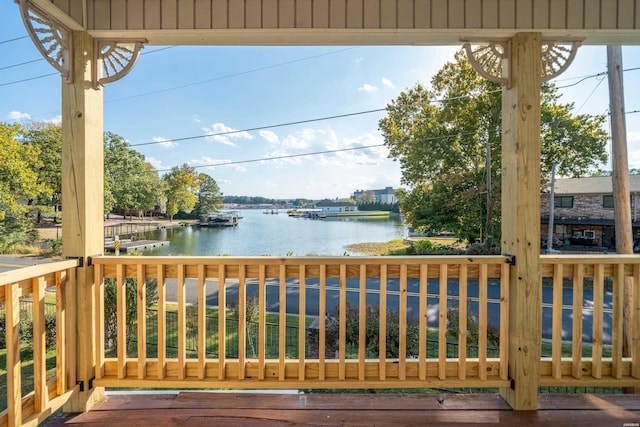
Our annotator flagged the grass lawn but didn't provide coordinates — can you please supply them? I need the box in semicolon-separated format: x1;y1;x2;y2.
0;345;58;412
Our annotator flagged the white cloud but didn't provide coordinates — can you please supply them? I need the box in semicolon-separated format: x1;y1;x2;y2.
628;131;640;143
202;122;254;147
8;111;31;121
356;57;364;64
381;77;395;88
260;130;279;144
44;115;62;124
357;83;378;92
192;114;202;123
190;156;247;172
146;156;168;171
152;136;177;148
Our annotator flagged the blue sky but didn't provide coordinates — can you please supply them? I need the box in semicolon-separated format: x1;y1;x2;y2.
2;3;640;200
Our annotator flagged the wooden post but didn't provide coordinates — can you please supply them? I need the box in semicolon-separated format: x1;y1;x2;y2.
499;32;542;410
61;30;105;412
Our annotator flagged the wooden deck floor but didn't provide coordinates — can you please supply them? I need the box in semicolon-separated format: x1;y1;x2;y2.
45;392;640;426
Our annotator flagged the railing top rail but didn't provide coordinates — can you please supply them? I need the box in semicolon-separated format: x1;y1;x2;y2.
540;254;640;263
92;255;512;265
0;258;79;287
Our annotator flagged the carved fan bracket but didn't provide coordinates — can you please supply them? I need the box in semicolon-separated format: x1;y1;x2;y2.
94;40;146;88
18;0;72;82
463;38;582;88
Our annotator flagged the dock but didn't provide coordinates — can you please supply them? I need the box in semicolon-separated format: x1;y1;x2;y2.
104;239;170;253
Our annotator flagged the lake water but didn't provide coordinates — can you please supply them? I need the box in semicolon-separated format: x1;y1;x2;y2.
140;209;407;256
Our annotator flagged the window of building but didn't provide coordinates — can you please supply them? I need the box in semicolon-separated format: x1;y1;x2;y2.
554;196;573;208
603;195;614;208
554;224;571;235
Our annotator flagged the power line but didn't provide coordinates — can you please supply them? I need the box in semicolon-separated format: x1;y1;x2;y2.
154;111;640;173
105;46;358;104
0;35;29;45
155;144;387;172
0;72;57;87
131;108;387;147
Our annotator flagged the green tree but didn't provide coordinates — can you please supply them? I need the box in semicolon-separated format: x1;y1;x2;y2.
379;50;608;244
0;122;47;250
163;164;202;221
104;132;164;218
192;173;223;221
21;121;62;222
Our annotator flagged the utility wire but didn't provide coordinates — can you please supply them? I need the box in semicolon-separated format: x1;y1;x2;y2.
131;108;387;147
0;35;29;45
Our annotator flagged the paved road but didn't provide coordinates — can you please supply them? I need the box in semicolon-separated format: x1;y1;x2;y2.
163;277;613;345
0;256;54;274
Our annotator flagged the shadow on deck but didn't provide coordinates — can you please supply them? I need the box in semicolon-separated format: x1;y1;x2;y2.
45;392;640;426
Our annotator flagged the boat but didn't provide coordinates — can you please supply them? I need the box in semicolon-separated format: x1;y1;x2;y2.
200;212;239;227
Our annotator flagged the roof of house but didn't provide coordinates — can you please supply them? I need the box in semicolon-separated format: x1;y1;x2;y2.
552;175;640;195
315;200;356;207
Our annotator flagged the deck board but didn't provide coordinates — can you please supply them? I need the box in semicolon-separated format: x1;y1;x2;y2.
44;392;640;426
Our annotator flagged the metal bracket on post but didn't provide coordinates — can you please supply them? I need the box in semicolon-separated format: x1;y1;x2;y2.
504;254;516;266
87;255;102;267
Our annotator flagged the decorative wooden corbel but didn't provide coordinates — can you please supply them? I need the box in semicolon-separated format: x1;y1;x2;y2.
93;40;146;88
18;0;72;82
463;38;582;88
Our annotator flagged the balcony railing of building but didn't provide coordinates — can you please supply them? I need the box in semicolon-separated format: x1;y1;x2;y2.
1;255;639;426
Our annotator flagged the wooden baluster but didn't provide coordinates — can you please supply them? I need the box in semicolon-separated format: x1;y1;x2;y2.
258;264;266;380
339;264;347;381
458;264;468;380
633;264;640;379
218;264;226;380
116;264;127;379
6;283;21;427
379;264;387;380
279;265;286;380
572;264;584;379
157;264;166;380
319;264;326;381
399;264;407;381
359;264;367;381
238;265;246;380
592;264;604;379
33;276;47;412
137;264;147;380
439;264;448;380
552;264;563;379
95;264;104;380
298;264;306;380
419;264;428;381
198;264;206;380
177;264;186;380
612;263;624;379
479;263;488;381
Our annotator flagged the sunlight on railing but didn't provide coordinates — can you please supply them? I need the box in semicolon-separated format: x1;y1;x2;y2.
92;256;511;389
0;259;79;427
539;255;640;388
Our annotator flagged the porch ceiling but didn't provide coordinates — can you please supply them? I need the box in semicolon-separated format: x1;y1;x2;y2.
40;0;640;46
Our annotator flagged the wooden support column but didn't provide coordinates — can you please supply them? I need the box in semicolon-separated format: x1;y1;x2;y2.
499;32;542;410
61;30;105;412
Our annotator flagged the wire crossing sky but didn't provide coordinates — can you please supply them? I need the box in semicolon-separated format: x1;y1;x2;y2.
2;3;640;199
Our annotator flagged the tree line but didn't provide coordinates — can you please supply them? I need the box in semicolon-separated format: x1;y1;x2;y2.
379;50;609;247
0;123;223;251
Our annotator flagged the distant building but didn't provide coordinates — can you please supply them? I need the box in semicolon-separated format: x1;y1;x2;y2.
541;175;640;249
352;187;397;204
314;199;358;214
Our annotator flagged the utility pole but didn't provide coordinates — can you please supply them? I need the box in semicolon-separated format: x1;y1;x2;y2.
547;163;556;253
607;45;634;363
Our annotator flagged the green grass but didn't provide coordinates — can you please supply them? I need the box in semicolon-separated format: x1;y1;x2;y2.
0;344;58;412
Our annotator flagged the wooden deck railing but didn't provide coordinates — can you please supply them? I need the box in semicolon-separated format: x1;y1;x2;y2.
0;259;80;427
3;255;640;426
539;255;640;387
92;256;512;389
